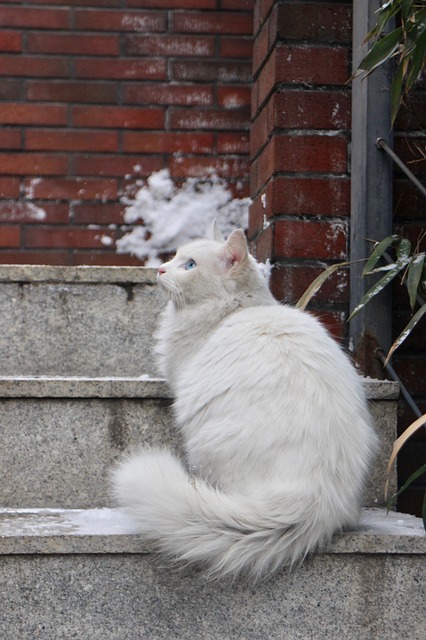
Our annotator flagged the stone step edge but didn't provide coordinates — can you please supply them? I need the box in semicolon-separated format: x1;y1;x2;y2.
0;508;424;556
0;264;157;284
0;376;399;400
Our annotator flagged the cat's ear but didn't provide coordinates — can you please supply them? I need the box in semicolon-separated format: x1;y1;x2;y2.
220;229;249;271
206;219;224;242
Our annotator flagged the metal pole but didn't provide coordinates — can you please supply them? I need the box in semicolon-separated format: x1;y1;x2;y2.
350;0;394;377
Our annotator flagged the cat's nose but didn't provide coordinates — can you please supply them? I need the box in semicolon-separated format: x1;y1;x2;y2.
157;266;166;275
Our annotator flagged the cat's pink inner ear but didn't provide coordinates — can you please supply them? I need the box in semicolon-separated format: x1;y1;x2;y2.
222;229;248;269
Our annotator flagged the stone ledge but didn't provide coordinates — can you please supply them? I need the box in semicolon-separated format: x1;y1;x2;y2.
0;375;398;400
0;264;157;284
0;508;424;556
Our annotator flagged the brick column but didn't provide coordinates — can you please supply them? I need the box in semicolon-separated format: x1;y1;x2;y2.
249;0;352;338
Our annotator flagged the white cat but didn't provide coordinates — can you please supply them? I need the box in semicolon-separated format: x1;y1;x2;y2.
112;226;377;581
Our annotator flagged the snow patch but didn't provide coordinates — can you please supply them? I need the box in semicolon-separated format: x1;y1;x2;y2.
116;169;251;266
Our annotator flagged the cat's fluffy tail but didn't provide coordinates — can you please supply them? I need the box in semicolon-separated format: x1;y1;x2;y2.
112;449;346;581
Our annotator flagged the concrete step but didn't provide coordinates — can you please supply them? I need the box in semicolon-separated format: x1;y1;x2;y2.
0;507;424;639
0;265;164;377
0;376;398;509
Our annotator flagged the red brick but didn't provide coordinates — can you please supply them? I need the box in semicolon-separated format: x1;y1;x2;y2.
75;58;167;81
252;10;270;76
217;133;250;154
0;128;21;149
123;83;214;106
219;37;252;59
24;178;118;201
218;86;251;109
395;93;426;131
172;11;252;35
27;81;116;104
122;132;214;154
127;0;215;6
74;9;167;32
72;155;163;177
0;153;68;176
73;251;144;266
0;104;67;126
72;203;125;225
254;0;277;34
168;156;249;179
0;7;70;29
25;129;119;153
273;91;351;129
72;106;164;129
123;34;214;57
393;179;426;220
24;227;117;250
393;356;426;396
171;60;252;83
276;3;352;43
0;178;20;198
0;31;22;52
0;56;69;78
309;310;346;341
255;45;349;111
0;79;21;101
27;32;119;56
0;250;71;266
270;264;349;305
221;0;255;9
0;201;69;224
274;219;348;259
169;108;250;130
0;226;20;247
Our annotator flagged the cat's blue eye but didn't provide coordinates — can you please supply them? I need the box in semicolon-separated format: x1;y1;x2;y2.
184;259;196;270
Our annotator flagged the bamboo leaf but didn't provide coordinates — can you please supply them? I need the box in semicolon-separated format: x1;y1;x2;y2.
391;61;405;124
396;236;412;261
358;27;403;75
405;26;426;93
386;463;426;510
362;235;399;276
349;261;407;321
406;253;425;311
295;262;349;311
385;412;426;499
384;303;426;364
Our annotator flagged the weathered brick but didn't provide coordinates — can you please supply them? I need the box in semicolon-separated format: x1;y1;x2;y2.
27;81;117;104
273;90;351;129
74;9;167;32
0;56;69;78
276;3;352;43
72;155;164;177
0;250;72;266
24;227;117;250
0;31;22;52
217;133;250;154
0;79;22;101
172;11;252;35
0;226;20;248
0;153;68;176
75;58;167;80
0;7;70;29
218;86;251;109
72;203;125;225
0;104;67;126
72;106;164;129
25;129;118;153
273;218;348;259
73;251;144;266
270;263;349;305
122;132;214;154
23;177;118;201
0;178;20;198
123;34;215;57
0;128;21;150
123;83;213;106
27;32;119;56
168;156;249;179
0;201;69;224
219;37;252;58
127;0;215;6
169;107;250;130
171;60;252;83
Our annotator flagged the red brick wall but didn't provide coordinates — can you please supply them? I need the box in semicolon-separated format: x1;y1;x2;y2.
249;0;352;340
0;0;253;265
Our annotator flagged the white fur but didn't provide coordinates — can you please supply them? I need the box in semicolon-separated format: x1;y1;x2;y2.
112;230;377;581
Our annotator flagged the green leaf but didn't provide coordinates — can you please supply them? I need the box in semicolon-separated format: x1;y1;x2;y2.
405;26;426;93
386;463;426;510
384;302;426;363
295;262;349;311
349;260;407;321
396;236;412;261
358;27;403;76
406;253;425;311
400;0;414;20
362;235;399;276
391;60;405;124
